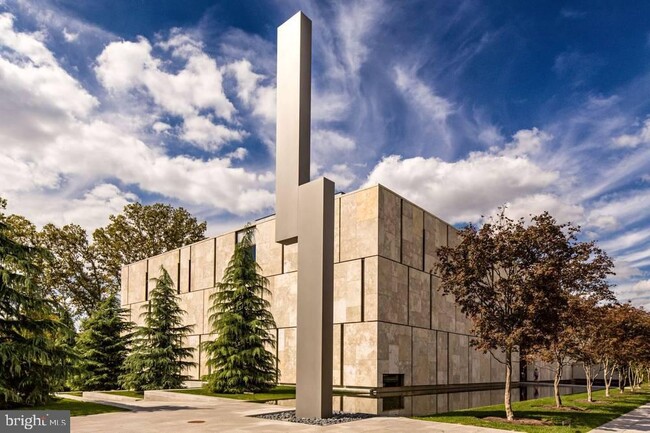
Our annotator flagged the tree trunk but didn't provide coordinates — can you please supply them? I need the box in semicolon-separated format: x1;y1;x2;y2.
618;367;626;393
583;363;593;403
504;348;514;421
604;359;613;398
553;363;563;407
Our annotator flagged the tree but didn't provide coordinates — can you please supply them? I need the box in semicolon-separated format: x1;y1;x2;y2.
569;299;606;403
0;198;71;407
436;211;599;420
203;226;278;393
530;219;614;407
41;223;108;318
120;267;195;391
73;294;133;391
94;203;206;290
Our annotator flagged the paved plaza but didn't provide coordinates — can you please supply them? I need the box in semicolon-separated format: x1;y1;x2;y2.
68;392;650;433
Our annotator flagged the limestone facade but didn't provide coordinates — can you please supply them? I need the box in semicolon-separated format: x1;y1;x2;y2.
121;184;519;415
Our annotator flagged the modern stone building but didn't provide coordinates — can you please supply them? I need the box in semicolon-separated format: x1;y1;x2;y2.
120;184;520;415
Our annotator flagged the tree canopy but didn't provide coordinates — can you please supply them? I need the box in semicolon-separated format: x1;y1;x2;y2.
203;226;278;393
120;267;195;391
94;203;206;289
436;210;614;420
0;201;72;407
73;294;133;391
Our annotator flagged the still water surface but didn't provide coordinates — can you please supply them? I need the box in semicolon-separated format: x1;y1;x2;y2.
261;384;590;416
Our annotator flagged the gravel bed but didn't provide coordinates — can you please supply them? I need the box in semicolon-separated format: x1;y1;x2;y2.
254;410;374;426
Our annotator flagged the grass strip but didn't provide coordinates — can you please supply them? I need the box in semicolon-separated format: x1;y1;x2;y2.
173;385;297;401
15;398;128;417
417;388;650;433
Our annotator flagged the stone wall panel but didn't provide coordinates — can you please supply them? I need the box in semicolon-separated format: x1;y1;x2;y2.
340;187;379;261
334;260;362;323
412;327;436;385
377;322;412;387
449;333;469;384
127;260;147;304
378;186;401;262
401;201;424;270
277;327;296;383
190;239;215;291
424;214;448;275
344;322;378;387
149;250;180;291
215;233;235;284
409;268;430;328
268;273;298;328
431;275;456;332
255;220;283;277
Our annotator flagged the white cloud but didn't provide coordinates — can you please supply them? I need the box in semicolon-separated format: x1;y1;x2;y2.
4;184;137;233
226;59;275;122
312;129;356;153
613;118;650;148
226;147;248;160
587;188;650;231
62;27;78;42
363;140;560;223
0;15;275;229
94;32;245;152
323;164;356;189
152;121;171;133
600;226;650;254
613;279;650;310
334;0;385;78
180;114;247;151
498;193;584;225
499;127;552;157
394;66;454;122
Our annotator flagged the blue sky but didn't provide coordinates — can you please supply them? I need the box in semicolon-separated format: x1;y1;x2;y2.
1;0;649;307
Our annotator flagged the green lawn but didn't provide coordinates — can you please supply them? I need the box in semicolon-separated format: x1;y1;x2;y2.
417;388;650;433
173;385;296;401
99;390;144;399
16;398;127;417
58;391;83;397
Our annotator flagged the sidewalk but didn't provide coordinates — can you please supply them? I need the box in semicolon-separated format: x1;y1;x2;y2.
70;394;513;433
589;402;650;433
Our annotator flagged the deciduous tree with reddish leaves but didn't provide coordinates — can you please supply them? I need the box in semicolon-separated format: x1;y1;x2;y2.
436;210;614;419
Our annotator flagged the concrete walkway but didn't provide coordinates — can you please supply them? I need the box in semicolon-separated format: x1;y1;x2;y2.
589;402;650;433
70;394;511;433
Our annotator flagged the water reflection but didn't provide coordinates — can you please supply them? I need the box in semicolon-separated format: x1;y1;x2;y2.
259;384;589;417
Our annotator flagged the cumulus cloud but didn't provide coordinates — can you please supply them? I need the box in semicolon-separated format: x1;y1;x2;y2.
0;14;274;230
363;129;561;223
95;31;245;151
5;184;137;233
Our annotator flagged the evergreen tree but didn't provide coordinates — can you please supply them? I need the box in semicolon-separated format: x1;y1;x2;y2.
120;267;195;391
74;294;132;390
203;226;278;393
0;198;71;407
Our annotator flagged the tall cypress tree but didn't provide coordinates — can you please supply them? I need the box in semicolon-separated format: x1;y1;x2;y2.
120;267;195;391
0;200;71;407
74;294;132;390
203;226;278;393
